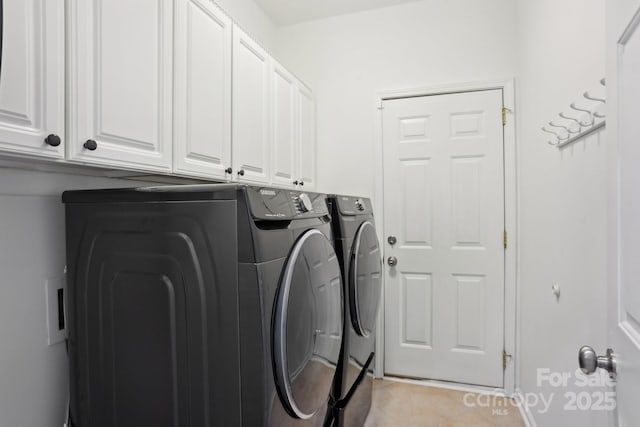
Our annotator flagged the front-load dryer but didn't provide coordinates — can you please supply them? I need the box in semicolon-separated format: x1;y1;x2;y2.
63;184;343;427
326;195;382;427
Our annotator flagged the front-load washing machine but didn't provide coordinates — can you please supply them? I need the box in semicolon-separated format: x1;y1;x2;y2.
63;184;343;427
326;195;382;427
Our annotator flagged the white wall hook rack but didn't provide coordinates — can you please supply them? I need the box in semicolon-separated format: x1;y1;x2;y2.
545;78;606;148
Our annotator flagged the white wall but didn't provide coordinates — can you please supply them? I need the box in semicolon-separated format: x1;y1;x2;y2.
275;0;518;197
515;0;608;426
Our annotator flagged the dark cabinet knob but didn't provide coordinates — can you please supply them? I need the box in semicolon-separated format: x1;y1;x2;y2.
225;167;233;175
299;181;304;186
83;139;98;151
293;180;299;186
44;134;61;147
237;169;245;177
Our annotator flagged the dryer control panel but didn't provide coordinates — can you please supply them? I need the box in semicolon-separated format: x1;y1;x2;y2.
246;186;329;220
335;195;373;216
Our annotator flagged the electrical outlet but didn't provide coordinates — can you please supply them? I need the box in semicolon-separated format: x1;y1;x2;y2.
45;276;66;346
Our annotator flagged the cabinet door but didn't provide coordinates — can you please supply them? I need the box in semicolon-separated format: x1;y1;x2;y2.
174;0;232;180
232;25;270;184
297;84;316;190
67;0;173;172
270;62;297;188
0;0;65;159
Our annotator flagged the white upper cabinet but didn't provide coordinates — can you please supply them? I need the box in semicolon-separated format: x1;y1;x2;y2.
232;24;270;184
174;0;232;180
297;83;316;190
270;61;297;188
67;0;173;172
0;0;65;159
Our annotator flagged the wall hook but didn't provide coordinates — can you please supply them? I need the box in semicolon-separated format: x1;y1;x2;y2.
558;112;582;133
542;127;560;145
569;102;594;126
544;78;606;149
583;91;606;103
548;121;571;139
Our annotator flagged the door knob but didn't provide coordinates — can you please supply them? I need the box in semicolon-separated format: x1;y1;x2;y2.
387;235;397;245
387;256;398;267
578;346;616;379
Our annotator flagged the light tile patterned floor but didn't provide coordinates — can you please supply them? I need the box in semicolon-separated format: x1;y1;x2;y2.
364;379;526;427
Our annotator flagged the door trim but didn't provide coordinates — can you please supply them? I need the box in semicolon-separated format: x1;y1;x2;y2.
372;78;518;395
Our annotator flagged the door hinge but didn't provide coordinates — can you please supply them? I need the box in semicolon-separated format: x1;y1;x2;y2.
503;230;507;249
503;350;512;370
502;107;513;126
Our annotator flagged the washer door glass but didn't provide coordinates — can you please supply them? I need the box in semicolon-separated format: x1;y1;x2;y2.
272;229;343;419
349;221;382;337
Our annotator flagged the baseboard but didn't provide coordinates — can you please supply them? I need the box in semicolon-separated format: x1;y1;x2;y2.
382;375;503;395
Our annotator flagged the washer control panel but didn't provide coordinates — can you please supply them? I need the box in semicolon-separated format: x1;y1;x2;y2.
246;186;327;220
295;193;314;213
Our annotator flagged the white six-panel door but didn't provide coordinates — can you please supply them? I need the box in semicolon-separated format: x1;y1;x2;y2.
270;61;297;188
607;1;640;424
0;0;65;159
67;0;173;172
383;90;505;387
232;24;270;184
173;0;232;179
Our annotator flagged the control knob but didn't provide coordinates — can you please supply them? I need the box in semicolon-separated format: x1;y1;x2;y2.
297;193;313;213
355;199;365;211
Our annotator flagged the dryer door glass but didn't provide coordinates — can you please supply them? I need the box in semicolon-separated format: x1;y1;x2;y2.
348;221;382;337
272;229;343;419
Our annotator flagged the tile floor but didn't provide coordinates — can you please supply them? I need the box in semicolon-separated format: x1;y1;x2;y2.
364;379;526;427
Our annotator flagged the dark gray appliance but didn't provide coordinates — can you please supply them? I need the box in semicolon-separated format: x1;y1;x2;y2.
63;184;343;427
326;195;382;427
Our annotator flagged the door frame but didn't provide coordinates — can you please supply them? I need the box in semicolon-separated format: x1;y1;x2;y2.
372;78;517;395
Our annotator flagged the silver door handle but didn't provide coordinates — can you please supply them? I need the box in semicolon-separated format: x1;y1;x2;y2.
578;346;616;379
387;256;397;267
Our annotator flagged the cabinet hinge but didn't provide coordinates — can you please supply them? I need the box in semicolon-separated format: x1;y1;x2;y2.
503;230;507;249
503;350;512;370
